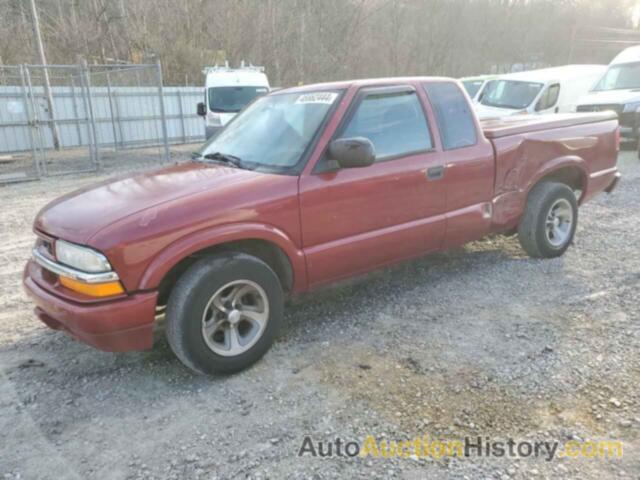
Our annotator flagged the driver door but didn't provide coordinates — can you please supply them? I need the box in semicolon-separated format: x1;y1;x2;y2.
298;85;447;287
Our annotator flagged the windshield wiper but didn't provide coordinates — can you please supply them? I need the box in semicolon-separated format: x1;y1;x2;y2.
201;152;252;170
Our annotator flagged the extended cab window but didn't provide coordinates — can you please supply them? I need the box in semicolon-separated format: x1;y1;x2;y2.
340;91;432;159
536;84;560;111
423;82;477;150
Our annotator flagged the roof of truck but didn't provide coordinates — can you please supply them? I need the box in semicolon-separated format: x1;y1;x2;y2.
273;76;456;93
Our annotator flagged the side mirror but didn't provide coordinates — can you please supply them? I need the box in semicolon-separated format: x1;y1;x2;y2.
197;102;206;116
328;137;375;168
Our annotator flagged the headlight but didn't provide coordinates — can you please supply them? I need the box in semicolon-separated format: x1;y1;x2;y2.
622;102;640;113
55;240;112;273
209;113;222;126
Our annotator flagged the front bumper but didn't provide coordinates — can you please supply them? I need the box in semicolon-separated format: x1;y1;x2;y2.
23;260;158;352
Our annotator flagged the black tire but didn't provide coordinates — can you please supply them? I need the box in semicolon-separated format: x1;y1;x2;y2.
166;253;284;375
517;181;578;258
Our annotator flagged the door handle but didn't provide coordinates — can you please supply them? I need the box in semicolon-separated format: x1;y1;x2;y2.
426;165;444;180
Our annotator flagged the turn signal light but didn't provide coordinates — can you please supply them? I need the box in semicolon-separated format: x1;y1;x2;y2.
59;276;125;297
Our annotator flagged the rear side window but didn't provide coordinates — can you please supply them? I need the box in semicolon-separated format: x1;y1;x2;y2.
340;91;432;159
423;82;477;150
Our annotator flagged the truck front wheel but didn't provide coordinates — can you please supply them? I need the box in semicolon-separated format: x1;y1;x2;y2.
517;181;578;258
165;253;284;374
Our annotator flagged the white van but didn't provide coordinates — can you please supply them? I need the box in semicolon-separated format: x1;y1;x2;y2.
576;46;640;144
460;75;497;102
475;65;606;120
197;63;270;139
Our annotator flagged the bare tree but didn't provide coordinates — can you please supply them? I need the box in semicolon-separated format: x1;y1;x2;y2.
0;0;636;85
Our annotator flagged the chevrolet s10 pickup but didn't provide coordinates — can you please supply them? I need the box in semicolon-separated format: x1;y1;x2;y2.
24;77;621;374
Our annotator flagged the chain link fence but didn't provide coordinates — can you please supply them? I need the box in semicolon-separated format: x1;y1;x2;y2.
0;62;204;184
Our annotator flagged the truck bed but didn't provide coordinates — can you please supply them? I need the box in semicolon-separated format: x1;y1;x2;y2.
481;111;618;138
484;111;619;233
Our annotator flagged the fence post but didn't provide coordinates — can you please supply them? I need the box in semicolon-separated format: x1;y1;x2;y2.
176;89;187;143
113;90;125;149
155;60;171;162
23;65;48;176
69;77;83;146
19;64;41;178
77;64;95;166
105;71;121;151
81;59;101;170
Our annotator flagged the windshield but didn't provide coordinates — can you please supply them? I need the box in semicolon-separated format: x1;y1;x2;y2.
479;80;544;109
208;86;269;112
197;90;340;173
592;62;640;91
462;79;484;98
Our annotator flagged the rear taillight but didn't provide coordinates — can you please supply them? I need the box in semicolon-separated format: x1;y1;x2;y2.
615;126;621;151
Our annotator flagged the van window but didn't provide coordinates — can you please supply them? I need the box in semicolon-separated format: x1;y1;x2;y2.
536;84;560;111
423;82;477;150
593;62;640;91
339;91;432;159
479;80;544;110
208;86;269;113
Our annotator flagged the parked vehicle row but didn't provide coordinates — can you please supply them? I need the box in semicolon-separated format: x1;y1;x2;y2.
473;65;605;119
25;76;621;374
462;45;640;155
575;46;640;147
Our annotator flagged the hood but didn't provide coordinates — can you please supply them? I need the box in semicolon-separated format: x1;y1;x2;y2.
475;104;525;120
576;88;640;107
35;162;269;244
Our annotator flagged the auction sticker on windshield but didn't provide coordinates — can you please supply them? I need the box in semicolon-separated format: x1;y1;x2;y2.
295;92;338;104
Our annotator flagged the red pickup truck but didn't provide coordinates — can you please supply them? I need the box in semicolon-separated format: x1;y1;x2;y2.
24;77;620;374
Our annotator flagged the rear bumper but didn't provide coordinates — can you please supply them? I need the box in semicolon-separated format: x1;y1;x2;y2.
23;261;158;352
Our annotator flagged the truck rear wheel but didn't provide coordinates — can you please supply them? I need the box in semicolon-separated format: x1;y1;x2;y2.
517;181;578;258
165;253;283;374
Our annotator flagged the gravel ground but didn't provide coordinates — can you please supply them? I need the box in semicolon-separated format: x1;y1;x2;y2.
0;149;638;480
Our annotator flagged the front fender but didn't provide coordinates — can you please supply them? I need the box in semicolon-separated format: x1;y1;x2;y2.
138;222;307;292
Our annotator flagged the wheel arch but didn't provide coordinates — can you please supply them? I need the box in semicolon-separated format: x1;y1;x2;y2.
526;157;589;203
139;223;306;305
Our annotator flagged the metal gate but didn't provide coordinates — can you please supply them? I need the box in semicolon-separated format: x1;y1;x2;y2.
0;65;43;183
0;62;172;184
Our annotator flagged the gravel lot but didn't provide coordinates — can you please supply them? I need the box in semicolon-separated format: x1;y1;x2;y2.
1;149;638;480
